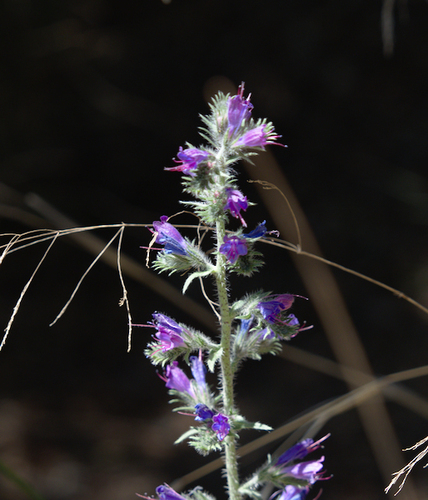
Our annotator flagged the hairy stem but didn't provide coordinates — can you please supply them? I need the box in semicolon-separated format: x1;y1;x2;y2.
215;218;241;500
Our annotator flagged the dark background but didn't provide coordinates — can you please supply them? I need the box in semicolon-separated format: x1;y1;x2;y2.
0;1;427;499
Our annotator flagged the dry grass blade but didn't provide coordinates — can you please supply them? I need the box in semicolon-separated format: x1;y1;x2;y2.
385;436;428;495
49;227;123;327
116;224;134;352
1;232;59;350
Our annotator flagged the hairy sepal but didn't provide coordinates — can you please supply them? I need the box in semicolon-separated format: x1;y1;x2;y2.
232;416;273;433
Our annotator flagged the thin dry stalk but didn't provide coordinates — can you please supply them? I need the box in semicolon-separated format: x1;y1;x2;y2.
385;436;428;495
1;232;59;350
49;228;123;327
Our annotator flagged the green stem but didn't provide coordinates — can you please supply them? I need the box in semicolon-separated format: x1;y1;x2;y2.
215;218;241;500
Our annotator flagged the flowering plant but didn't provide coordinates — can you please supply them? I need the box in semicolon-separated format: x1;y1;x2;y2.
141;84;330;500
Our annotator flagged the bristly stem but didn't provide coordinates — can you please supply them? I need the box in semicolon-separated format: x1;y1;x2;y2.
215;218;241;500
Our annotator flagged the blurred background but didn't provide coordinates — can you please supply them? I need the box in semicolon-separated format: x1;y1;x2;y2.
0;0;427;499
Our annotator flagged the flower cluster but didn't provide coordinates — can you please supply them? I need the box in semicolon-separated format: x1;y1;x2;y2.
226;84;283;149
139;84;329;500
268;435;330;500
195;404;231;441
158;356;230;449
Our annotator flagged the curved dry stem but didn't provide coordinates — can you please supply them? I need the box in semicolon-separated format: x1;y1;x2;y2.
49;228;123;327
1;215;427;354
1;221;426;318
116;225;134;352
0;232;59;350
248;179;302;250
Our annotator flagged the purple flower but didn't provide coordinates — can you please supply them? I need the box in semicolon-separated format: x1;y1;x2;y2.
257;294;295;323
286;314;300;328
224;188;248;227
156;484;187;500
165;147;209;176
211;413;230;441
258;301;282;322
219;235;248;264
240;317;253;333
227;83;253;136
280;458;325;484
276;435;329;466
276;439;314;465
274;434;330;486
271;485;309;500
194;403;215;421
257;327;275;340
243;221;267;239
152;313;186;351
235;124;284;149
234;317;253;346
189;355;208;393
275;294;295;310
152;216;188;256
163;361;195;397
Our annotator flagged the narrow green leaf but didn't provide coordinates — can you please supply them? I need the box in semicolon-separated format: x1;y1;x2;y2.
174;427;199;445
182;269;213;294
207;347;223;372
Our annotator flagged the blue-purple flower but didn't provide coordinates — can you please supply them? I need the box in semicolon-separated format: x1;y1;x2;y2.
194;403;215;421
268;435;329;500
224;188;248;227
235;317;254;342
165;147;209;176
152;216;188;256
270;485;309;500
257;294;295;323
243;221;267;239
257;327;275;340
276;435;329;466
235;124;284;149
193;405;230;441
189;355;208;395
275;435;329;484
152;313;186;351
237;318;275;343
162;361;195;397
155;484;187;500
219;235;248;264
161;355;211;402
286;314;300;328
279;458;325;484
211;413;230;441
227;83;253;136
